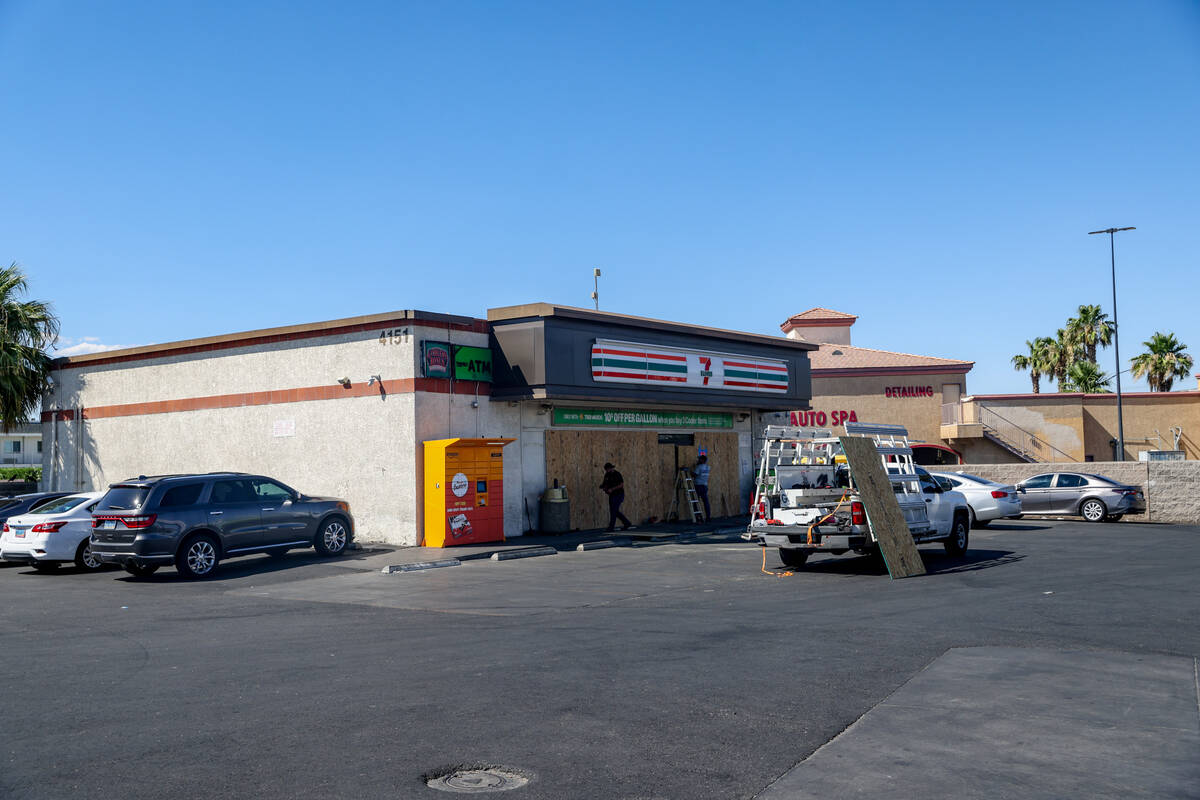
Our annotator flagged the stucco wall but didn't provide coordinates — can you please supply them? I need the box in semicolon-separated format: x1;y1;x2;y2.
943;461;1200;524
973;392;1200;462
809;372;967;446
42;322;502;547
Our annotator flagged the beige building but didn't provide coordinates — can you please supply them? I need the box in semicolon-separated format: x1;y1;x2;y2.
42;304;814;545
1;423;42;467
780;308;993;462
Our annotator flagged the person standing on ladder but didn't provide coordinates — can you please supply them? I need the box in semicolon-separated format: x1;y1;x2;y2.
600;462;635;531
693;454;711;521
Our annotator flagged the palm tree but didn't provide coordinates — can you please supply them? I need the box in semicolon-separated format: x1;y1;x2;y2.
1044;329;1077;386
1130;332;1194;392
1012;337;1054;393
0;262;59;431
1066;304;1114;363
1062;360;1112;393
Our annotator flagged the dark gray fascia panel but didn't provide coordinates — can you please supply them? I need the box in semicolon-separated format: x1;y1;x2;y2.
490;316;812;410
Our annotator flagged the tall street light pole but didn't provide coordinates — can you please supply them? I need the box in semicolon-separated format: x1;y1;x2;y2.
1087;226;1135;461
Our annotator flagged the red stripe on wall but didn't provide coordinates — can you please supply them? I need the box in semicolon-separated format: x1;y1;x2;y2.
39;378;491;422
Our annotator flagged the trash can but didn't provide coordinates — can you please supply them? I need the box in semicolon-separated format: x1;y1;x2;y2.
539;486;571;534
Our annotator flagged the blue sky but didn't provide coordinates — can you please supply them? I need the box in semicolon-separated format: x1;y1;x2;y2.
3;0;1198;393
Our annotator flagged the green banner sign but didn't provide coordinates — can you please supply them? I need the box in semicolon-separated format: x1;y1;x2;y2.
453;346;493;382
552;408;733;428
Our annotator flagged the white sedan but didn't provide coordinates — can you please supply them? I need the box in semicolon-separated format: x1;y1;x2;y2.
929;472;1022;527
0;491;107;572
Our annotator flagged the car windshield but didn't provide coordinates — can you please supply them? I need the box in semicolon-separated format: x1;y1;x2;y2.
954;472;1001;486
96;486;150;511
0;498;20;512
31;495;91;515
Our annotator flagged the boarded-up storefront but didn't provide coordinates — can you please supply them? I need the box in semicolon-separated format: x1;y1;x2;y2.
545;429;741;529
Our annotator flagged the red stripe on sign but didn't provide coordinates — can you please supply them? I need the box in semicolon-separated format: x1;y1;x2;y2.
724;360;788;371
593;371;687;382
724;380;788;390
595;348;687;362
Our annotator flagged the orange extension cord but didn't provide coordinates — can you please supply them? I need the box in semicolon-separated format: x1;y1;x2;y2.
760;491;851;578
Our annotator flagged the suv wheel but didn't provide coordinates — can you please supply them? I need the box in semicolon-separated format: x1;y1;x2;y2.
124;563;160;578
314;518;349;557
176;534;220;579
74;539;104;571
944;514;969;556
1080;499;1107;523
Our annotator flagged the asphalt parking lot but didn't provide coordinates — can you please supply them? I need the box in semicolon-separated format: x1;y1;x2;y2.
2;519;1198;800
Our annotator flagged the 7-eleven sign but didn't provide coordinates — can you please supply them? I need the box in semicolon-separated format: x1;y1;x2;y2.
591;339;789;393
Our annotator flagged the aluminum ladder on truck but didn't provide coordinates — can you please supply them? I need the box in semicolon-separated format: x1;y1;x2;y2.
749;426;835;528
842;422;935;535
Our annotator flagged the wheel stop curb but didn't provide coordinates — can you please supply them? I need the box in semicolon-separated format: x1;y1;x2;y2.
491;546;558;561
381;559;461;574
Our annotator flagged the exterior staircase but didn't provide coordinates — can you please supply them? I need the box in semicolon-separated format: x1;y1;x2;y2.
941;402;1077;463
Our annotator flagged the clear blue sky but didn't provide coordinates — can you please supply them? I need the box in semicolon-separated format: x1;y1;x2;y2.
3;0;1198;394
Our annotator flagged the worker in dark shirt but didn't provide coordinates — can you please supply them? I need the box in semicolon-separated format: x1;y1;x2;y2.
600;462;635;531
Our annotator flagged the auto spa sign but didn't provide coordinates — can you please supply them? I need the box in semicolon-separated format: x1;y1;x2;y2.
590;339;789;394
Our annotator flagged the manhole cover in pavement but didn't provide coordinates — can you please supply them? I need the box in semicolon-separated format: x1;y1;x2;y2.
425;766;529;793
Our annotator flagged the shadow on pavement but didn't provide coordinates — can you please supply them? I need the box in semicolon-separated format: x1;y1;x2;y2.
786;548;1022;577
112;548;381;584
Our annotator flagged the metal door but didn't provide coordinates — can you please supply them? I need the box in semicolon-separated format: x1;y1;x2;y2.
251;478;311;546
207;479;263;552
1050;473;1088;514
1018;474;1055;512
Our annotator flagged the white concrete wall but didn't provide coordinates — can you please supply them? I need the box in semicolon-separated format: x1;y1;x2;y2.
46;394;420;542
41;322;502;547
48;326;421;409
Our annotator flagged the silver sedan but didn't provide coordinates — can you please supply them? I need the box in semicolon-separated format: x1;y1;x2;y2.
1014;472;1145;522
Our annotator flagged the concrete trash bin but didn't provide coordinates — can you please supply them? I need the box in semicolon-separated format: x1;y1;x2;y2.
540;486;570;534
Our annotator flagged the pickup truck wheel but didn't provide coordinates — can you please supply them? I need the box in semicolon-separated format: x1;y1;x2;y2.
778;548;808;568
944;515;969;556
314;518;349;557
1080;499;1107;523
176;534;220;579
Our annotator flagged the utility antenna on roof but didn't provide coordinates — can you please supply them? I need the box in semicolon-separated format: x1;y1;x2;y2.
591;268;601;310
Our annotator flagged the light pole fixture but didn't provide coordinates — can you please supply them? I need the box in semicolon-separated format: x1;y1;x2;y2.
1087;226;1135;461
591;268;601;310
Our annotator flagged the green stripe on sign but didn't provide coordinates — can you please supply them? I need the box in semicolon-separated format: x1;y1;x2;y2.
594;357;687;373
726;368;788;382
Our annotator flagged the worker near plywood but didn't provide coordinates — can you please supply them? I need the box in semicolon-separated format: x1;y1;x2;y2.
600;462;635;532
693;454;711;521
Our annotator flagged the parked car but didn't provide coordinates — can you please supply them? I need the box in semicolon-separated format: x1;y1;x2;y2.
89;473;354;578
928;471;1022;527
1014;472;1145;522
0;492;75;526
0;492;107;571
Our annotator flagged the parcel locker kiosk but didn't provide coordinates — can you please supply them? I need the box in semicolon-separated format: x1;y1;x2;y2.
423;438;514;547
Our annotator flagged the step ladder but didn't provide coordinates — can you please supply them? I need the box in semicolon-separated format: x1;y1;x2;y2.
669;467;705;523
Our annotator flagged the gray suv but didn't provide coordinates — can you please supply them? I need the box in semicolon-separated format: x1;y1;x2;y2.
90;473;354;578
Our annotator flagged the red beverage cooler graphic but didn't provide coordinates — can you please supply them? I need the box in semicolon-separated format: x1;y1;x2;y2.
423;438;513;547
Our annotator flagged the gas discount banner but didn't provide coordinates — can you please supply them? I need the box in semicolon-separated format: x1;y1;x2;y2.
590;339;789;393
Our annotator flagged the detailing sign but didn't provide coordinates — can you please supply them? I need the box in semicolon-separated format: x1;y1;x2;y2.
885;385;935;398
590;339;789;394
553;408;733;428
453;345;493;382
422;341;452;379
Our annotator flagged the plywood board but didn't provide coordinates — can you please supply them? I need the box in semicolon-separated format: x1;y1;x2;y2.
838;436;926;579
544;430;741;530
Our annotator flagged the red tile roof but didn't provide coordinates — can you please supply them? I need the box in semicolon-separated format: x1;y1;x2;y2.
808;342;973;376
781;308;858;333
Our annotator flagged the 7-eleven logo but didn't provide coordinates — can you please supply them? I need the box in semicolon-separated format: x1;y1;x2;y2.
699;357;713;386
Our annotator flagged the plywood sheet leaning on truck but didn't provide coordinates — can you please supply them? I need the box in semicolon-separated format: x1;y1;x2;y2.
838;435;926;579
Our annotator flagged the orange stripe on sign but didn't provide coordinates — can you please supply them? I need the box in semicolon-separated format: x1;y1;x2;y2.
41;378;491;422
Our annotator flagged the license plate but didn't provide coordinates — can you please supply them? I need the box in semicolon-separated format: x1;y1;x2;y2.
99;520;117;530
14;531;25;538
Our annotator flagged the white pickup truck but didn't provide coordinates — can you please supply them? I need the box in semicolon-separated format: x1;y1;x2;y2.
746;424;972;568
